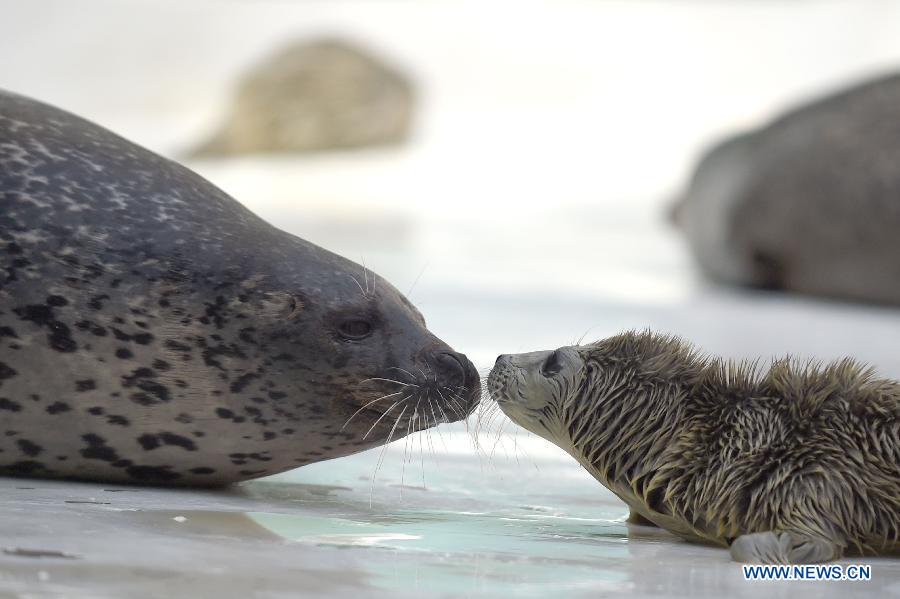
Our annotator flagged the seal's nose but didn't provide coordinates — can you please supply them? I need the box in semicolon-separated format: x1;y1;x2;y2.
431;350;480;410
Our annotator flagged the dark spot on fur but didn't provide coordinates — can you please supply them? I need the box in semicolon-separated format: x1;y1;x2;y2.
75;379;96;392
164;339;191;352
80;434;119;462
0;326;18;338
133;332;154;345
88;294;110;310
111;328;131;341
115;347;133;359
189;467;215;475
16;439;43;457
0;398;22;412
87;407;105;415
229;372;260;394
0;361;17;381
46;295;68;307
268;391;287;400
125;465;180;482
174;413;193;424
136;434;160;450
15;304;54;326
75;320;107;336
216;408;234;419
122;368;170;405
48;321;76;352
152;359;171;371
137;432;197;451
46;402;71;414
107;415;130;426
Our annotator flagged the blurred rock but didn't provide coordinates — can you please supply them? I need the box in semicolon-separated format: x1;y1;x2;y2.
191;38;415;156
673;72;900;305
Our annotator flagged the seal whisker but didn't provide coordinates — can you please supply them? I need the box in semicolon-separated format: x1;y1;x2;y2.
370;403;408;506
384;367;418;381
399;405;416;492
363;397;409;440
340;390;408;431
344;272;368;297
405;260;430;298
417;408;427;488
358;377;419;388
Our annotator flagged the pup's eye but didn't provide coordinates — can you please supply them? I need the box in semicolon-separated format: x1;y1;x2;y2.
540;350;563;377
338;319;373;340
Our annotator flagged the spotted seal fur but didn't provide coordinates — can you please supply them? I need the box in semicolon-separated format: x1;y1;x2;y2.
488;331;900;563
0;90;479;486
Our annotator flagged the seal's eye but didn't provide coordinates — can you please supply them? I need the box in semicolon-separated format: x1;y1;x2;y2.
540;350;563;377
338;319;373;340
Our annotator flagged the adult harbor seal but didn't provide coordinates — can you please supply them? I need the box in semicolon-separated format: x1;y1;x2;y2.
673;72;900;305
488;331;900;563
0;90;479;486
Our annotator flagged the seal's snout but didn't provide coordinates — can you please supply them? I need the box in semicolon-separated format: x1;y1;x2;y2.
432;350;478;388
429;350;480;411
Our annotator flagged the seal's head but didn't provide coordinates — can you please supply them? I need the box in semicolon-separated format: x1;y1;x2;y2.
486;332;696;465
188;244;483;475
487;347;587;445
248;257;482;454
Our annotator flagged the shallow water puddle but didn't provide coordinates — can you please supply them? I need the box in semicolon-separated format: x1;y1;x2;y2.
247;508;632;595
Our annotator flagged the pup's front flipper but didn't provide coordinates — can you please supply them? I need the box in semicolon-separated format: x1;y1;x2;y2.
627;510;659;526
729;531;842;564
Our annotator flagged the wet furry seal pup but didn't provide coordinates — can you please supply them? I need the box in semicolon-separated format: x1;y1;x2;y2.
0;90;479;486
488;331;900;563
673;72;900;305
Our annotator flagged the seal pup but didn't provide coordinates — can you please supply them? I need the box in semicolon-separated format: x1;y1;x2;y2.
674;72;900;305
488;331;900;563
0;90;479;486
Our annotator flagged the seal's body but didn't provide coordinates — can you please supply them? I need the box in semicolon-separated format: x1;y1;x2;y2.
489;331;900;563
0;90;478;486
675;73;900;305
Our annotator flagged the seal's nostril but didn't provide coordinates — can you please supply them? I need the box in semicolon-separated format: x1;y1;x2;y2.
433;351;466;383
431;351;480;407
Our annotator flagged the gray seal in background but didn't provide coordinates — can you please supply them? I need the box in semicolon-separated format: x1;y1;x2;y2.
0;90;478;486
674;73;900;304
